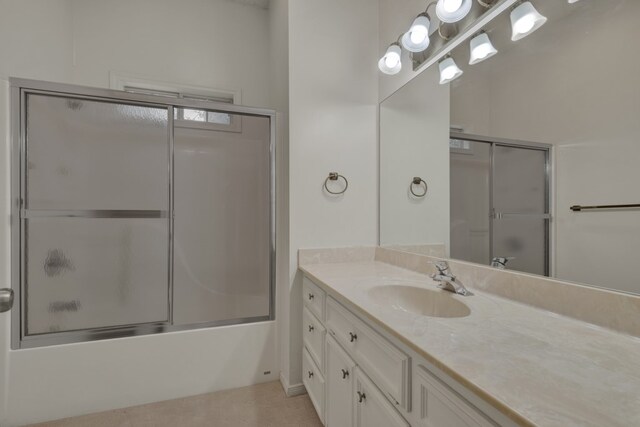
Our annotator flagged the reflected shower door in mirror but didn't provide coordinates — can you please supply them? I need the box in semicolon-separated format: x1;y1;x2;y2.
379;0;640;295
450;138;550;276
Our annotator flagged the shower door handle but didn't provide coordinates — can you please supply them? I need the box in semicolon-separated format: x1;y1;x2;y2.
492;212;552;220
0;288;14;313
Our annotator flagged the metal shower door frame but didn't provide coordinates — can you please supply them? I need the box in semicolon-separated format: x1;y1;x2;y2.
450;132;552;276
10;78;276;349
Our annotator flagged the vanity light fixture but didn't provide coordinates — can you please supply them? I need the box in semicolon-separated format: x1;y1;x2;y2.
469;32;498;64
436;0;473;23
378;43;403;75
401;14;432;52
439;56;464;84
510;1;547;41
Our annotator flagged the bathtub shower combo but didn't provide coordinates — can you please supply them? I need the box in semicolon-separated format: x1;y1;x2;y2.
9;79;275;349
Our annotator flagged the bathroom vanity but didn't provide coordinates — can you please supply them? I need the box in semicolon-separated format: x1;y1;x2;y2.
298;248;640;427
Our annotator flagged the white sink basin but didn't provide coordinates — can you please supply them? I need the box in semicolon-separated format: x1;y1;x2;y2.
368;285;471;318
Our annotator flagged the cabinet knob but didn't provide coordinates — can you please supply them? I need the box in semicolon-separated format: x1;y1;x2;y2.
308;325;314;332
349;332;358;342
308;371;314;379
341;369;349;379
357;391;366;403
308;293;314;300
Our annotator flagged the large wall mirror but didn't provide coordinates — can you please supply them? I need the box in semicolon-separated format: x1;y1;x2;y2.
380;0;640;295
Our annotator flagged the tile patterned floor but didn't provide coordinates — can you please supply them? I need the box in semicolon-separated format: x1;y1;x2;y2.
29;381;322;427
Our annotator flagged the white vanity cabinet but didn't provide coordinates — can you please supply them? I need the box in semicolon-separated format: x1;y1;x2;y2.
354;367;410;427
302;275;502;427
325;335;356;427
414;366;496;427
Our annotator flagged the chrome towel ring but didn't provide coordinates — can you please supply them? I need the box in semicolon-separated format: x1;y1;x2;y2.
324;172;348;195
410;177;427;197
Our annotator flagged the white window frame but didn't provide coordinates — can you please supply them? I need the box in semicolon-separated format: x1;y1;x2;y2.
109;72;242;132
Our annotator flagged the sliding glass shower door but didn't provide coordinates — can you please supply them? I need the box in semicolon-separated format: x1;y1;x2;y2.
12;80;274;348
24;94;171;336
173;111;272;325
491;145;549;276
450;136;550;276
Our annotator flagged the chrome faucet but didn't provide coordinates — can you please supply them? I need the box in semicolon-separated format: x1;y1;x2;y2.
491;257;514;270
429;261;471;296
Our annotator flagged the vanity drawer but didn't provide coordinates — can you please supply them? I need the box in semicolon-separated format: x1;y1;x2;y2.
326;296;410;411
415;366;496;427
303;347;325;424
303;276;326;321
303;306;326;372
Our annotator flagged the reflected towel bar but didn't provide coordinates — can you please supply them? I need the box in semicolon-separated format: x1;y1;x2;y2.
570;204;640;212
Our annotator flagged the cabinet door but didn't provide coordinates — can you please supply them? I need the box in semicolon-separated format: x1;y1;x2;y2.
326;335;356;427
415;366;496;427
354;368;409;427
303;348;325;424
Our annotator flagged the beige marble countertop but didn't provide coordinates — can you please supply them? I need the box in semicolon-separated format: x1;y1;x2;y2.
299;260;640;427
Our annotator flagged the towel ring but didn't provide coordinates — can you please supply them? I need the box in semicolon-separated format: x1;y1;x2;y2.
324;172;348;195
410;177;428;197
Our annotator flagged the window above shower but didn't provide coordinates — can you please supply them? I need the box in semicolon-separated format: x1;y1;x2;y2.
115;73;242;132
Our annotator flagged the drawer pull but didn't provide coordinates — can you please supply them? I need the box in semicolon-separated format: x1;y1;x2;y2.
308;370;314;379
349;332;358;342
341;369;349;379
308;293;314;301
308;325;314;332
357;391;366;403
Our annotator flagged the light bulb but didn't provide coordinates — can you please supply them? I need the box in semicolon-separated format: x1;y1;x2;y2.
385;53;400;68
436;0;472;23
438;57;463;84
441;66;457;80
378;44;402;75
443;0;463;13
410;31;427;44
401;15;431;52
514;14;536;34
469;32;498;65
510;1;547;41
473;45;492;59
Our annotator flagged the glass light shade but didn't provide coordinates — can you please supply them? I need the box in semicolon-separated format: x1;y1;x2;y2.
469;33;498;65
436;0;473;23
401;15;431;52
510;1;547;41
439;57;463;84
378;44;402;75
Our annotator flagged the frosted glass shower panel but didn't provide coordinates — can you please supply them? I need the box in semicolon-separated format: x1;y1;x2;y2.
26;94;169;210
450;141;491;264
492;145;549;275
173;113;271;325
493;146;547;214
26;218;169;334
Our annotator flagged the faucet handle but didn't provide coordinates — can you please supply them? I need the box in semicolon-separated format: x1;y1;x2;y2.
429;260;450;274
491;257;515;268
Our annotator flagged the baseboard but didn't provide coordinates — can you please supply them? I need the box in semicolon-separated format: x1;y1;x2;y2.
279;372;306;397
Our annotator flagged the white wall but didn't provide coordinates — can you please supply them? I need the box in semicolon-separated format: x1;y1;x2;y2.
0;2;75;423
267;0;291;393
70;0;272;107
0;1;279;425
379;66;450;249
451;0;640;293
285;0;379;388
